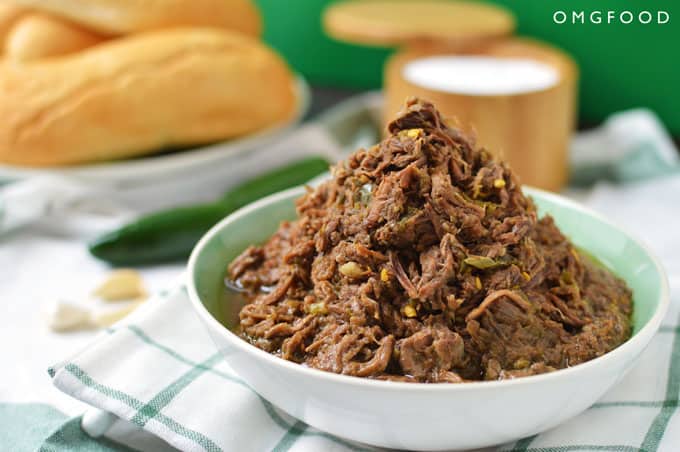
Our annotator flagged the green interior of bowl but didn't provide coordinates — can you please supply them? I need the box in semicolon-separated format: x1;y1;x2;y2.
193;190;302;330
192;188;663;336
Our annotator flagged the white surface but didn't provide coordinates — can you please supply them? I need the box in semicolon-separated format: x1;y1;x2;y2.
403;56;560;96
0;227;184;416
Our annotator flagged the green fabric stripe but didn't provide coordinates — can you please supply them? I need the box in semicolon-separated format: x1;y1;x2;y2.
272;421;307;452
127;325;192;369
592;401;678;409
640;311;680;452
130;353;222;427
39;417;137;452
514;446;641;452
150;412;221;452
126;324;292;431
643;406;676;450
513;435;539;452
659;326;679;333
271;420;377;452
256;400;292;432
63;364;220;452
64;364;144;410
0;403;68;452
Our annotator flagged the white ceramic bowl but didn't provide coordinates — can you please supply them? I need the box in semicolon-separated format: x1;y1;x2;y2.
187;187;669;451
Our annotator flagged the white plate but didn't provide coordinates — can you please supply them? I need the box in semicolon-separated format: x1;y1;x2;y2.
0;77;310;187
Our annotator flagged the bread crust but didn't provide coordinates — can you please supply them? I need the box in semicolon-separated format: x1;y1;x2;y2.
0;28;296;166
0;4;26;49
10;0;261;36
5;12;106;61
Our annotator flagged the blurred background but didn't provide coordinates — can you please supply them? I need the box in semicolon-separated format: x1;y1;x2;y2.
260;0;679;134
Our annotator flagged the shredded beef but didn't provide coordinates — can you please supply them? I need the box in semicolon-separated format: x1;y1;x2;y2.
228;98;633;383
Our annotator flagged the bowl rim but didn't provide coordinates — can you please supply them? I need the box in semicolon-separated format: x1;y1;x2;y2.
187;185;670;392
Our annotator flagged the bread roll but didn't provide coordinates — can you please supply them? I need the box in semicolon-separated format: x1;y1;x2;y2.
10;0;261;36
0;28;297;166
0;4;25;49
5;13;106;61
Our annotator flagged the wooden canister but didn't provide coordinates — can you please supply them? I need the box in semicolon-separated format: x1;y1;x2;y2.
325;0;578;191
385;39;578;191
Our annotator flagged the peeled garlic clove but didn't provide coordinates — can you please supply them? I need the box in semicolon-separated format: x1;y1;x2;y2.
91;301;144;327
93;269;145;302
45;300;93;332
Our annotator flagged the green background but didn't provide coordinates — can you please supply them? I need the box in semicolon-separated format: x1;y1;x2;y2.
255;0;680;134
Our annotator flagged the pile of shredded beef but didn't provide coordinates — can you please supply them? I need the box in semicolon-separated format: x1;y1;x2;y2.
228;99;633;383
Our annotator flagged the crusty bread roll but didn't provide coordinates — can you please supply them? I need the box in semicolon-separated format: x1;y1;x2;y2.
5;13;106;61
0;28;297;166
11;0;261;36
0;4;25;49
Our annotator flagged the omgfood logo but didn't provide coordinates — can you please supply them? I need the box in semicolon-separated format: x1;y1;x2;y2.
553;10;670;24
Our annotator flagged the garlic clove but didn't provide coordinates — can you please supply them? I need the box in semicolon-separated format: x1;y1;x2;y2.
45;300;93;332
93;269;146;302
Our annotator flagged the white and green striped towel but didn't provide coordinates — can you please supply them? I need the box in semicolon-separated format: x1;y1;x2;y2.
49;284;375;452
47;107;680;452
47;174;680;452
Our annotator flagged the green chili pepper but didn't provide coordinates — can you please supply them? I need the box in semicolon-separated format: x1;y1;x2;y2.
88;157;329;265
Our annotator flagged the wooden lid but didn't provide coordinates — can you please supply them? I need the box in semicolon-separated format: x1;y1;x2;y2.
324;0;515;47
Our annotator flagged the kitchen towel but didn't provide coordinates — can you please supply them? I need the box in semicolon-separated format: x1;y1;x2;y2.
49;284;373;452
45;113;680;450
47;172;680;452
